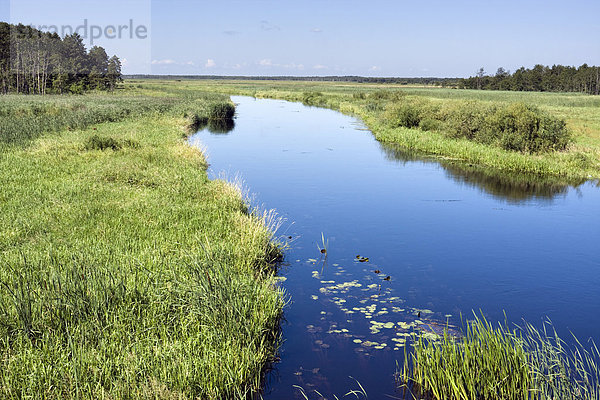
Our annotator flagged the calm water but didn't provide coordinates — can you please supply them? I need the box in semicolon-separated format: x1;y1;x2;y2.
189;96;600;399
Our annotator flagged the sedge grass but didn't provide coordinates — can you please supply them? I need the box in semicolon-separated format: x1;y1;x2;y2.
399;313;600;400
0;89;285;398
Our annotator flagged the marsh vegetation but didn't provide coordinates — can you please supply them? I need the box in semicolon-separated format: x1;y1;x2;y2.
0;86;283;399
400;315;600;400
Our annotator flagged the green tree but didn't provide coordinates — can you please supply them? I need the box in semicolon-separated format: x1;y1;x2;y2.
107;55;122;91
88;46;109;90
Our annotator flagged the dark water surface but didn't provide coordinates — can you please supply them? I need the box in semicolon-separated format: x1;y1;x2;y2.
189;96;600;399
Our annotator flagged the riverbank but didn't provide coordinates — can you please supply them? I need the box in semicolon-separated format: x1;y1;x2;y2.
0;90;284;398
131;79;600;181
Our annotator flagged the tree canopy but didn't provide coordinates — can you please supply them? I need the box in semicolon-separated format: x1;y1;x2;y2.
0;22;122;94
461;64;600;95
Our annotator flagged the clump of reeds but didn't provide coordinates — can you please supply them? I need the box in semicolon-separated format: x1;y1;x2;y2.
208;102;235;121
399;313;600;400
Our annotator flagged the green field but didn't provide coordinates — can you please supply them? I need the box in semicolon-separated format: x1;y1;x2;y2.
126;79;600;182
0;87;285;398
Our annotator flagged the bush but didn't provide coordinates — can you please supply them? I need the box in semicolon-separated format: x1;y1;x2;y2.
84;134;121;151
378;96;571;154
301;91;326;106
418;117;441;132
439;101;571;153
443;101;493;141
385;102;422;128
208;102;235;121
365;102;384;112
484;103;571;153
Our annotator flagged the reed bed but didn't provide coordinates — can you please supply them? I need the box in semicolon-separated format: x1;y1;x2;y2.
399;314;600;400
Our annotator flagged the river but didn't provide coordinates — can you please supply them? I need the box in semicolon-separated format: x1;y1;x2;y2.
189;96;600;399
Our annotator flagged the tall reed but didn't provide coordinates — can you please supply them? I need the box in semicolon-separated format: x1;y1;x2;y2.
399;314;600;400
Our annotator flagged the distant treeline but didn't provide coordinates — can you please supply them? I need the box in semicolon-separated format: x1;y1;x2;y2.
0;22;122;94
461;65;600;95
124;74;460;86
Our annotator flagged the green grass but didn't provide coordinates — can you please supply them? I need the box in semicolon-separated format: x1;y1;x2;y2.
4;79;599;397
129;79;600;181
0;89;285;398
399;314;600;400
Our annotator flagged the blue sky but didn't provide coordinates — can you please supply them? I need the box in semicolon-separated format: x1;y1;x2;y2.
4;0;600;76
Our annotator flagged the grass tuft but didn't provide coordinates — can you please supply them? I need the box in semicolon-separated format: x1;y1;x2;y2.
399;313;600;400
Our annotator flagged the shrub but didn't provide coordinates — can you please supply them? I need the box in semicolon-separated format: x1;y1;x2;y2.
208;102;235;121
365;102;384;112
484;103;571;153
437;101;571;153
385;102;422;128
537;115;570;152
443;101;493;141
301;91;326;106
84;134;121;151
418;117;441;132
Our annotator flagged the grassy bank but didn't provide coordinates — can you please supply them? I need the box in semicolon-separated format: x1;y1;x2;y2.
0;90;285;398
126;79;600;181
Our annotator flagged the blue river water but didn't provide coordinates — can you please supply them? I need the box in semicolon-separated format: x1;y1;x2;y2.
189;96;600;399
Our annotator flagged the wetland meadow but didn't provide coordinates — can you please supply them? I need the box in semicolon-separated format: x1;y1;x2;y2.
2;72;600;400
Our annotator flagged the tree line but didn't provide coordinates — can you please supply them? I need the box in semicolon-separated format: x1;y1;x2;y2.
461;64;600;95
0;22;122;94
124;74;460;87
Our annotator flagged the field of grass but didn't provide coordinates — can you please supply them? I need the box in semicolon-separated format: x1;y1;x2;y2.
126;79;600;182
0;88;285;398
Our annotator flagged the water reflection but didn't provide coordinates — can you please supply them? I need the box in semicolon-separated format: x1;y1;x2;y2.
207;119;235;134
379;143;585;203
195;119;236;135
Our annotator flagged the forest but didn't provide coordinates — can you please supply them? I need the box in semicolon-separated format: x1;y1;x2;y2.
461;64;600;94
0;22;122;94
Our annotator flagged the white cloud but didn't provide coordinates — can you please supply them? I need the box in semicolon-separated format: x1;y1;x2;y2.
370;66;380;71
205;59;216;68
151;59;176;65
224;62;247;70
257;59;305;70
313;64;328;70
260;20;281;31
186;61;195;66
311;28;322;33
